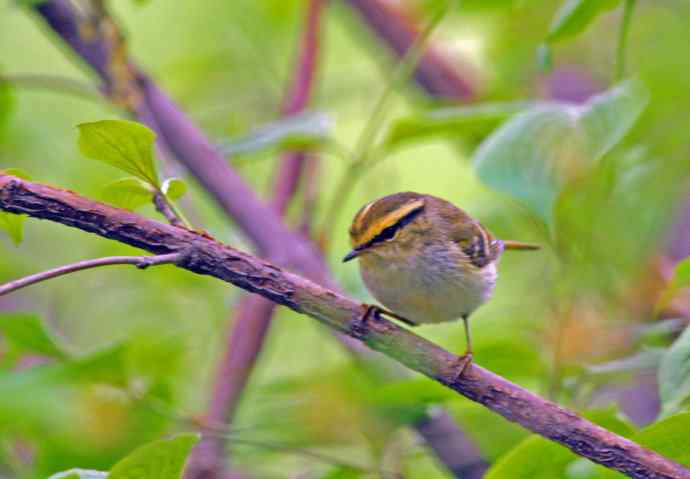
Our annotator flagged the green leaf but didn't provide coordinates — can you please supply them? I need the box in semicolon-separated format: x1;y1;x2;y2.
102;177;156;211
485;407;634;479
368;377;454;424
547;0;622;43
0;207;25;244
161;178;187;201
0;313;66;358
109;434;200;479
320;466;361;479
384;102;533;150
0;345;127;435
598;413;690;478
580;80;649;160
0;168;31;244
0;73;14;134
474;80;648;223
656;258;690;313
78;120;159;187
485;435;578;479
658;327;690;418
220;111;333;156
672;258;690;289
48;469;108;479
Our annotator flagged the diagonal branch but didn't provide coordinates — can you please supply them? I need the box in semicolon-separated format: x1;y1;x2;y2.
2;175;689;479
28;1;487;475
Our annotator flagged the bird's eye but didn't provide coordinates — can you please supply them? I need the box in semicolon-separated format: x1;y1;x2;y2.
376;225;398;242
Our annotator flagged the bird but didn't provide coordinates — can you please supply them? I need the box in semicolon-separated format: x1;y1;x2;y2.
343;191;539;377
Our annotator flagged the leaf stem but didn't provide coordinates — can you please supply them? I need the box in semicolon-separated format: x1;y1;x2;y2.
615;0;636;81
153;191;192;228
0;253;182;297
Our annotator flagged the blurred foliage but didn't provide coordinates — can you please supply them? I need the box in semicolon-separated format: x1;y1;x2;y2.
1;0;690;478
47;433;199;479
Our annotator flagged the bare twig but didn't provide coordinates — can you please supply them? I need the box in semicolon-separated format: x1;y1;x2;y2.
2;175;689;479
0;253;182;297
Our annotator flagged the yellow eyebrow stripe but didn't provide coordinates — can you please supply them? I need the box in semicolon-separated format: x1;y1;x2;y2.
352;200;376;234
356;199;425;247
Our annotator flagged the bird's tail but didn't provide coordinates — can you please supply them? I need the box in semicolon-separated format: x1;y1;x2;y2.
503;240;540;251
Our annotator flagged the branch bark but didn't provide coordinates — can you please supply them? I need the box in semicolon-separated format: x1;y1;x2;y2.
2;174;688;479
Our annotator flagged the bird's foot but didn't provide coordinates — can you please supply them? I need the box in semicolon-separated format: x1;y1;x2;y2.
350;304;381;338
452;352;473;382
368;304;417;326
351;304;416;338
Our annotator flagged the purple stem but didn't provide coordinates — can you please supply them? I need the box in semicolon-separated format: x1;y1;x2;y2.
187;1;325;478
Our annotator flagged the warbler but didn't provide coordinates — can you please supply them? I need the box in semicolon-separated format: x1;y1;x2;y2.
343;192;539;376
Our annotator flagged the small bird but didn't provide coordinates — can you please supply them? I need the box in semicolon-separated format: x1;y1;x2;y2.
343;192;539;377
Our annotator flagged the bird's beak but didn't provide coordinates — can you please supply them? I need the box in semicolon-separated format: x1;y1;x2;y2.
342;247;363;263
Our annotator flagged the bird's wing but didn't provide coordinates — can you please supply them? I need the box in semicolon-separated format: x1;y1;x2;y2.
447;216;502;269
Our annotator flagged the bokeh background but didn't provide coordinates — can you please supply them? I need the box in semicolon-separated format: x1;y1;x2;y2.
2;0;690;478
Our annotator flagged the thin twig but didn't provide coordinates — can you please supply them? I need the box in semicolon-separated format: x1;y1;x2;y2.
1;175;689;479
0;253;182;297
0;73;103;101
153;192;184;227
616;0;637;81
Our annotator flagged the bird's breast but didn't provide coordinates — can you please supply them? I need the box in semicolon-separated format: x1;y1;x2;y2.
359;242;497;324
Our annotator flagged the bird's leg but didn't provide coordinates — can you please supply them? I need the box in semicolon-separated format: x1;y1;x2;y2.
352;304;416;336
453;316;474;381
376;306;417;326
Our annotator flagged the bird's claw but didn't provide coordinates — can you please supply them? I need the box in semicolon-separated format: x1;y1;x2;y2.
453;352;473;382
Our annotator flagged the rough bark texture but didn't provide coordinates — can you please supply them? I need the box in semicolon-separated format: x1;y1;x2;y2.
2;174;689;479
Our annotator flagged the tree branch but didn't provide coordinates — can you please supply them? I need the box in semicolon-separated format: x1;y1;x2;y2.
28;2;482;476
31;0;323;272
1;175;688;479
0;253;182;297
